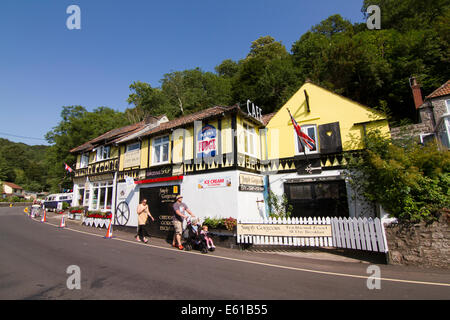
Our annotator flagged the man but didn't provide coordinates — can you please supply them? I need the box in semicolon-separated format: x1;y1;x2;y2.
172;195;195;250
136;199;154;243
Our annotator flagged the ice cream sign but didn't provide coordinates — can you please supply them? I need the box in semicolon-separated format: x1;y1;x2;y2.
197;124;217;158
198;176;232;189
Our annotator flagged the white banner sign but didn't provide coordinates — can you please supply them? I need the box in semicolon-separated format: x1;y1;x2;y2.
198;176;232;189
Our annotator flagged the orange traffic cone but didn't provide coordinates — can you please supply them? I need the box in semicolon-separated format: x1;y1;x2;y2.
41;209;47;223
58;215;66;228
104;218;113;239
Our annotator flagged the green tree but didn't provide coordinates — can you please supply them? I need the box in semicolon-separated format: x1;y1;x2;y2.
232;36;300;114
125;81;174;122
215;59;239;78
160;68;233;117
45;106;128;192
345;131;450;223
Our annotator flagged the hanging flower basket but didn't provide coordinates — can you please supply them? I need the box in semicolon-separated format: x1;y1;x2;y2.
82;211;112;228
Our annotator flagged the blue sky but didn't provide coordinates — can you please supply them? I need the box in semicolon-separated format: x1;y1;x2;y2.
0;0;365;146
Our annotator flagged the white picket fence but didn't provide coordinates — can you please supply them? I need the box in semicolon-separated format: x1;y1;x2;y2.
237;217;389;253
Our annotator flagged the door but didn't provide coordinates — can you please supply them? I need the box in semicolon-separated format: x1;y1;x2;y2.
285;180;349;218
139;185;180;238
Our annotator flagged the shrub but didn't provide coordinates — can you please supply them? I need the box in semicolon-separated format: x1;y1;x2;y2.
267;190;293;219
202;217;224;229
223;217;237;231
345;130;450;223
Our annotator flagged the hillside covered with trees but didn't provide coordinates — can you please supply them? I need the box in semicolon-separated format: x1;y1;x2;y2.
0;138;49;192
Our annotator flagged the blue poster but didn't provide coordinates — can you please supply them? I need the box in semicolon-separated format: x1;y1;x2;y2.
197;124;217;158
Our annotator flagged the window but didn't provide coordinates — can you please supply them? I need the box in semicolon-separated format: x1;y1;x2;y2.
83;189;90;207
96;146;110;161
243;122;257;156
294;124;319;155
80;153;89;168
126;142;140;152
91;182;113;211
77;188;84;206
446;99;450;114
152;135;169;165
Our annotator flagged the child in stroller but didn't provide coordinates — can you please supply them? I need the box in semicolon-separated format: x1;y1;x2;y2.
182;218;209;253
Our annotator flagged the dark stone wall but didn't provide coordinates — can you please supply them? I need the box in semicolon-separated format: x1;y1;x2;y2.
385;210;450;269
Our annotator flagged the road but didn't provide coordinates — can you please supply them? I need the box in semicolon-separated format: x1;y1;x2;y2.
1;206;449;304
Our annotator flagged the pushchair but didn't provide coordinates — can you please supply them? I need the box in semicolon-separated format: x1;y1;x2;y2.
182;219;208;253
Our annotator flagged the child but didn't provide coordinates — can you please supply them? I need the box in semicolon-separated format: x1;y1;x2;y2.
200;225;216;251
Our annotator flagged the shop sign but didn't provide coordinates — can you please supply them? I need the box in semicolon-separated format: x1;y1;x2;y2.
158;215;174;231
146;165;172;179
198;176;232;189
123;149;140;168
197;124;217;158
89;173;114;182
237;223;332;238
159;186;180;203
239;173;264;192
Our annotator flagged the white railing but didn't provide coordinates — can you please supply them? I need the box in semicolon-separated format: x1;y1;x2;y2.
237;216;388;253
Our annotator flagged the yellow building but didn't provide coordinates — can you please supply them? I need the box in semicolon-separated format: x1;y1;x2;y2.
264;81;390;218
70;81;390;235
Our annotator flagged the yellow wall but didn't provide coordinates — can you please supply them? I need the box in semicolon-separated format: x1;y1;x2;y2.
266;82;390;159
221;116;233;154
236;115;262;159
110;146;118;159
119;146;126;171
140;139;148;168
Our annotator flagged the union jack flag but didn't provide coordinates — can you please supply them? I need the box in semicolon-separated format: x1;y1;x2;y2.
288;109;315;151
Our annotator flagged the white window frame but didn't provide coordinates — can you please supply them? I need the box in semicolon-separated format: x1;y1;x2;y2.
445;99;450;114
96;146;111;162
80;153;89;168
151;135;170;165
90;181;113;211
293;124;319;155
243;122;257;157
126;142;140;153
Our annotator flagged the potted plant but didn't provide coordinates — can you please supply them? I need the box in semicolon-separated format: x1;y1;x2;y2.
68;206;85;220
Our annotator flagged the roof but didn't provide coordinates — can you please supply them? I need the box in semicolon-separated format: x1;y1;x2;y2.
2;182;23;189
70;121;147;153
70;104;266;153
261;112;276;125
425;80;450;100
138;104;265;139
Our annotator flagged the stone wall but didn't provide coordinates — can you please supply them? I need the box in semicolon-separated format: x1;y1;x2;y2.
390;122;431;141
385;211;449;269
431;96;449;124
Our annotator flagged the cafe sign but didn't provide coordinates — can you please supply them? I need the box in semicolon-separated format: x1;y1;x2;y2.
237;223;332;238
246;99;263;122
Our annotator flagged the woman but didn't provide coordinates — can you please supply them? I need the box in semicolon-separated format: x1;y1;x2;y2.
136;199;154;243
